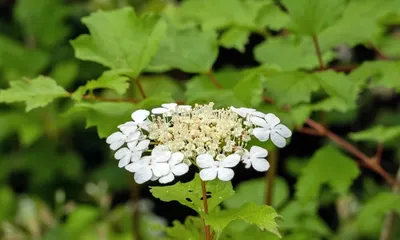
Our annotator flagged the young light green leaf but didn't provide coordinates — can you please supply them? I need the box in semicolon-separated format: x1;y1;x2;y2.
205;202;281;238
314;70;359;111
296;145;360;203
219;27;250;53
150;174;235;214
71;7;167;77
0;34;49;79
49;60;79;88
232;70;263;107
150;174;234;215
146;28;218;73
281;0;346;35
255;3;290;31
312;97;350;113
14;0;70;48
254;36;334;71
165;217;204;240
179;0;256;30
71;70;130;101
66;94;172;138
264;71;320;107
223;177;289;209
356;192;400;236
349;125;400;144
0;76;68;111
132;75;184;100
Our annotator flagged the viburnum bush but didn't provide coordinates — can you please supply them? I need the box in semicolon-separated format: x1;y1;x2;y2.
0;0;400;239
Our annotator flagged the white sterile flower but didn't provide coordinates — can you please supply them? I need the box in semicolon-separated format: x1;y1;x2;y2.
125;145;171;184
250;113;292;148
242;146;270;172
196;153;240;181
130;109;151;131
159;152;189;184
106;131;140;150
114;140;150;168
151;103;192;115
230;106;264;118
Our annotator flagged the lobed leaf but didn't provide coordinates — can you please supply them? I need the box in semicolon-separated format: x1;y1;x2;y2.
349;125;400;144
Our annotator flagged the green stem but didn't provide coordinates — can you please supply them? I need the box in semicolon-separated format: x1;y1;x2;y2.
312;34;325;70
201;180;211;240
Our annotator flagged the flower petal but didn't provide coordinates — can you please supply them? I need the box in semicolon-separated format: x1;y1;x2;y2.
169;152;184;165
275;124;292;138
252;128;270;142
159;172;175;184
130;151;143;162
196;154;215;168
134;168;152;184
152;146;171;162
230;106;247;118
177;105;192;111
127;140;139;150
151;107;169;114
118;121;138;135
131;109;150;123
271;131;286;148
106;132;124;144
199;168;218;181
250;116;269;128
114;147;130;160
152;163;170;177
172;163;189;176
252;111;265;118
151;174;159;181
251;158;270;172
118;155;131;168
249;146;268;158
125;157;150;172
221;154;240;168
135;140;150;151
161;103;178;109
126;131;141;142
110;140;125;150
217;168;234;181
265;113;280;126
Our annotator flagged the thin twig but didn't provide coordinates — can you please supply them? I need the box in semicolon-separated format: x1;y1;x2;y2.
369;41;390;60
312;35;325;70
296;127;321;136
206;70;222;89
376;143;383;165
265;149;278;205
380;167;400;240
135;77;147;99
305;119;394;185
80;95;141;103
201;181;211;240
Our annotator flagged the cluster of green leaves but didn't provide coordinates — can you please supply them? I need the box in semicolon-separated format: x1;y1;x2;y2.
0;0;400;239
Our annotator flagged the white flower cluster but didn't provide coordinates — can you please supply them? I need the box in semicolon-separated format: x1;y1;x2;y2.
106;103;292;184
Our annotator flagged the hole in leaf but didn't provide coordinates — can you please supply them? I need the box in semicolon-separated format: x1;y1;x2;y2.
186;198;192;202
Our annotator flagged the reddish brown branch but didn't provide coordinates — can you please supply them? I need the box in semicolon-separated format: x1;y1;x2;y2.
201;181;211;240
206;70;223;89
135;77;147;99
312;35;325;70
376;143;383;165
305;119;394;185
297;127;321;136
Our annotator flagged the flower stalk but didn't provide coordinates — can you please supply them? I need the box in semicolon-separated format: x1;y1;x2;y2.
201;180;211;240
265;149;278;205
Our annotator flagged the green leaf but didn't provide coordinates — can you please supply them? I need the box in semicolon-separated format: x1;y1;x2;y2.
356;192;400;236
146;28;218;73
348;61;400;92
232;70;263;107
165;216;204;240
0;76;68;111
312;97;350;113
254;36;334;71
66;94;172;138
279;201;331;237
0;187;16;221
296;145;360;203
281;0;346;35
219;27;250;53
349;125;400;144
63;205;100;237
314;70;359;111
179;0;257;30
223;177;289;209
71;7;167;77
71;70;129;101
14;0;70;48
205;202;281;238
0;34;49;79
150;174;234;214
255;3;290;31
132;75;184;100
49;60;79;88
264;71;320;107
